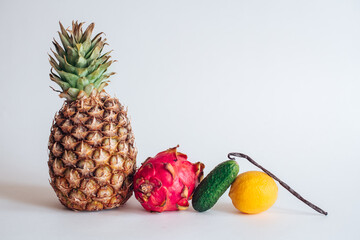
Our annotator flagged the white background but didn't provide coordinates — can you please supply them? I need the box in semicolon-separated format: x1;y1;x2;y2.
0;0;359;239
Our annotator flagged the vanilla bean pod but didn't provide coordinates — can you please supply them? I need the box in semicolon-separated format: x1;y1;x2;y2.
228;152;328;216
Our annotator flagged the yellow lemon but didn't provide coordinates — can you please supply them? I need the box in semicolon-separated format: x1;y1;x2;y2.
229;171;278;214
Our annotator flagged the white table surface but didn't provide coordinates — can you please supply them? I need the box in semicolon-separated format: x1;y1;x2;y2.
0;166;357;240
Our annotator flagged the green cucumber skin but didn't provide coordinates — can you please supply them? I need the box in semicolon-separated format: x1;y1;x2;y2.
192;160;239;212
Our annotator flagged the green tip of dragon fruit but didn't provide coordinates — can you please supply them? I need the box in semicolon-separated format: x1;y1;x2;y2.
133;146;205;212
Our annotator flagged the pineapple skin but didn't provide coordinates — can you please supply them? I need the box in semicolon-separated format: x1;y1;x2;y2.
48;91;137;211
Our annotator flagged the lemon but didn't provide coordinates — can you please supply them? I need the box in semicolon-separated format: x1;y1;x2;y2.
229;171;278;214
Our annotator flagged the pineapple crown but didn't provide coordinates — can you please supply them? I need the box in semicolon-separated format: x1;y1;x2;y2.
49;21;115;101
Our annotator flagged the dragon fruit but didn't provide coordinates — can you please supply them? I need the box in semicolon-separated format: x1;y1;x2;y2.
133;146;205;212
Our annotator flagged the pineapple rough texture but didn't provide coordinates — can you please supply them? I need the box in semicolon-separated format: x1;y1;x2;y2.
48;21;137;211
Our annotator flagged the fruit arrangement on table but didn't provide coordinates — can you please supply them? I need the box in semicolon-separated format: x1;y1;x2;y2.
47;21;327;216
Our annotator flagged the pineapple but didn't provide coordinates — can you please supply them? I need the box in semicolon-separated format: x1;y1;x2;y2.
48;21;137;211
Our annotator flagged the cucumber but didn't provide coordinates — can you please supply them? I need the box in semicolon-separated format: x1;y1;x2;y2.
192;160;239;212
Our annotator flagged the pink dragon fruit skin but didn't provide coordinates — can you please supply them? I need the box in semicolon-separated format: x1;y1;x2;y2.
133;146;205;212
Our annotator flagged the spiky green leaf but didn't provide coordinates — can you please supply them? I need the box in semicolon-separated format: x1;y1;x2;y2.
87;61;113;82
50;73;71;91
76;77;89;90
49;22;114;100
84;83;95;95
54;69;79;87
